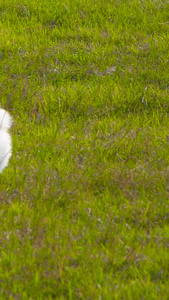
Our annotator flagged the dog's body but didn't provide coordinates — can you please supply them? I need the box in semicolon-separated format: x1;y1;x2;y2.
0;109;12;173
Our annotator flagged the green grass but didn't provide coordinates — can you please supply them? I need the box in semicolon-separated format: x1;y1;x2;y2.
0;0;169;298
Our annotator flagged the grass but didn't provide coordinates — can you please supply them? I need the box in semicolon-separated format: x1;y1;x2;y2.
0;0;169;298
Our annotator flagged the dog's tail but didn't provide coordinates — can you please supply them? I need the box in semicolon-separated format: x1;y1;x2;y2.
0;109;12;131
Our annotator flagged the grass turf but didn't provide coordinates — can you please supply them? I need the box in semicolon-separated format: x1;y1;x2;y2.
0;0;169;298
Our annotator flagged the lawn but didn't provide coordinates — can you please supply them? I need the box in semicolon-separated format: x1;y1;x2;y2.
0;0;169;298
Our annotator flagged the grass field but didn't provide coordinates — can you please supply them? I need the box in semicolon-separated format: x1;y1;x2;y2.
0;0;169;298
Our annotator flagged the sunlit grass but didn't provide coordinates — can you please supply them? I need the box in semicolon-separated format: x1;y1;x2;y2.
0;0;169;298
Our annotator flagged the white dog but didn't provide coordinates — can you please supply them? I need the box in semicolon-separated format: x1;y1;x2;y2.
0;109;12;174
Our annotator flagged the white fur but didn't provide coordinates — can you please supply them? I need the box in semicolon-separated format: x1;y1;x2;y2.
0;109;12;174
